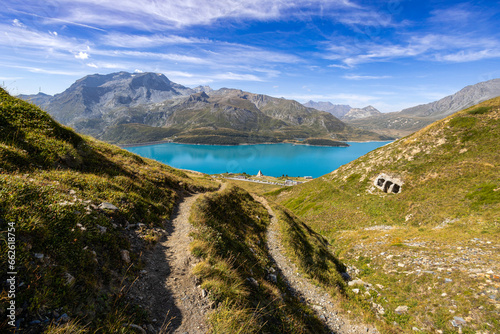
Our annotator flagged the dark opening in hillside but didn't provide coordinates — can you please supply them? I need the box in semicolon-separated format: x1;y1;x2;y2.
383;181;393;193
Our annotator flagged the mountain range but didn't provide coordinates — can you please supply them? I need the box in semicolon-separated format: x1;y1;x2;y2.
345;78;500;137
19;72;391;145
302;101;382;120
20;73;500;143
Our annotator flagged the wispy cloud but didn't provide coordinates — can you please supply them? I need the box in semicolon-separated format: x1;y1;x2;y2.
327;33;500;66
7;0;402;31
343;74;391;80
8;64;86;76
0;22;90;56
101;33;205;48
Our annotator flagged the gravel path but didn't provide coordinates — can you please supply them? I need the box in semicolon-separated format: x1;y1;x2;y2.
254;195;379;334
130;193;211;334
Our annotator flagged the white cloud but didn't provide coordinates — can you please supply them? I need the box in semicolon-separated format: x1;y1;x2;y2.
86;63;98;68
75;51;89;59
134;69;144;73
12;19;25;27
343;75;391;80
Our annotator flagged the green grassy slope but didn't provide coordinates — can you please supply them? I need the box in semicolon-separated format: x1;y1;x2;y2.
267;98;500;332
0;88;218;332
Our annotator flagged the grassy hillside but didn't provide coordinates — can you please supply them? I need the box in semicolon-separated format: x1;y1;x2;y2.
267;98;500;332
0;88;218;332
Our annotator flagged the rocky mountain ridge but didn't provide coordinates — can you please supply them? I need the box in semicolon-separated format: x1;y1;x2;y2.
347;78;500;137
303;101;381;121
19;72;390;144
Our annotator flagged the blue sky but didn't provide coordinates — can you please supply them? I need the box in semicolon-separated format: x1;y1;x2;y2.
1;0;500;112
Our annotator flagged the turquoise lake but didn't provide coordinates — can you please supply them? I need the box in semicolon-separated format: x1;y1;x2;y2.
125;141;391;178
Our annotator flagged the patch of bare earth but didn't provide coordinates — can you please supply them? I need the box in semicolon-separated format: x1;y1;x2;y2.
255;196;378;334
129;192;211;334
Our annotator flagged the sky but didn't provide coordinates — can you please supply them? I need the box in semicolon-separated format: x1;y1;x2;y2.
1;0;500;112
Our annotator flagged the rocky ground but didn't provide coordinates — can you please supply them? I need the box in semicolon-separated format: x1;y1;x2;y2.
337;227;500;333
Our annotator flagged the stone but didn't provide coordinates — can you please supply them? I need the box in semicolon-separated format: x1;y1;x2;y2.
58;313;70;323
121;250;131;264
269;274;277;283
246;277;259;287
64;272;75;286
444;278;453;283
98;202;119;210
395;305;408;314
372;302;385;315
312;305;323;311
319;315;327;322
201;289;208;298
451;316;466;327
352;289;360;294
34;253;44;260
96;224;107;234
348;279;370;287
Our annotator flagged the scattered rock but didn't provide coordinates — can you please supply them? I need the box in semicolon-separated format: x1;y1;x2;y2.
451;316;466;327
352;288;360;294
246;277;259;287
99;202;119;210
64;272;75;286
57;313;70;323
372;302;385;315
96;224;107;234
348;279;371;288
395;305;408;314
121;250;131;264
269;274;277;283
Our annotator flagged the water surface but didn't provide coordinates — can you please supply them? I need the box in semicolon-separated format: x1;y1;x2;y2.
125;142;391;178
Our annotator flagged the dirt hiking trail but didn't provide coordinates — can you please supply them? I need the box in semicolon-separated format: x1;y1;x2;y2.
130;192;211;334
254;195;379;334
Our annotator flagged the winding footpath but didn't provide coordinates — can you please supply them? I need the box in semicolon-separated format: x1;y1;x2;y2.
130;193;211;334
253;195;379;334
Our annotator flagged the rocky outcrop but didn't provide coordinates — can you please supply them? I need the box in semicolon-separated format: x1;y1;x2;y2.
342;105;381;120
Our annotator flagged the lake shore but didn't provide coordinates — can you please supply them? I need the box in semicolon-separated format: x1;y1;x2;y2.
120;140;354;148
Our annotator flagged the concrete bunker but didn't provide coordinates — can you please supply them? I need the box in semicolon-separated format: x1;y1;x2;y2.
374;173;403;194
